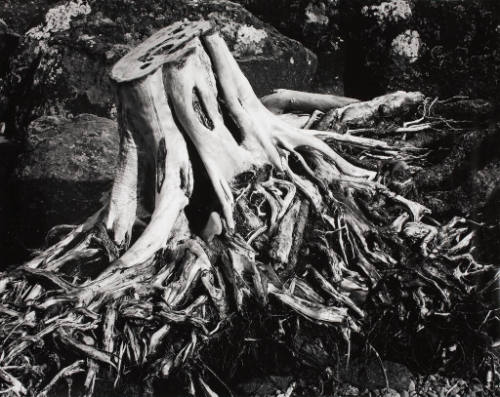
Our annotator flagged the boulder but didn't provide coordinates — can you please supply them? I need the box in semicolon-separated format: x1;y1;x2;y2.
239;0;500;102
0;21;19;77
413;122;500;222
237;0;340;52
0;0;54;35
237;0;346;94
416;123;500;266
342;358;412;392
0;21;20;117
0;0;317;138
356;0;500;102
237;376;294;397
3;114;118;264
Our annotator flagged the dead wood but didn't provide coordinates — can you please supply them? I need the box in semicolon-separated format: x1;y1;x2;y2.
0;20;495;396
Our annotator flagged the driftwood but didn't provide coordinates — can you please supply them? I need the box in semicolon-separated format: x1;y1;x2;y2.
0;20;494;396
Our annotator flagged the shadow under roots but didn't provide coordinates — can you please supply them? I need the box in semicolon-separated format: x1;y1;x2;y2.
173;309;349;396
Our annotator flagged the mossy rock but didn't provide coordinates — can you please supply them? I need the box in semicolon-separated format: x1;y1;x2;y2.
2;114;118;264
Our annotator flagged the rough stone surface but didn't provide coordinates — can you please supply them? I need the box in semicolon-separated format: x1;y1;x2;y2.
0;21;20;117
0;21;19;77
392;103;500;265
236;0;346;94
239;0;500;102
0;0;317;139
363;0;500;103
238;376;294;397
1;0;54;35
412;123;500;224
236;0;340;54
2;114;118;263
342;359;412;392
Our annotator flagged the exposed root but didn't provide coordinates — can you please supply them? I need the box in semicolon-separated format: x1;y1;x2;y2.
315;91;425;130
261;89;359;115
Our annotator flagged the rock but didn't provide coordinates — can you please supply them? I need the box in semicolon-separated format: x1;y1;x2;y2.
374;0;500;103
3;114;118;264
413;122;500;221
431;98;494;121
336;384;360;396
375;388;400;397
0;135;20;270
238;376;294;397
398;117;500;263
0;22;20;117
0;21;19;78
239;0;500;103
0;0;317;138
237;0;345;94
237;0;339;55
0;0;54;35
342;359;412;392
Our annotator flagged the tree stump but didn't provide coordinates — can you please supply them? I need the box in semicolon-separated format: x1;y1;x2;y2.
0;20;490;397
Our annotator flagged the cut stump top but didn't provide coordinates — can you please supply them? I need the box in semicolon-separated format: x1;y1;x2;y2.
111;20;212;83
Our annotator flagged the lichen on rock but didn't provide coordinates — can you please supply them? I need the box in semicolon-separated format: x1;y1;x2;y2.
227;23;269;56
26;0;91;42
305;2;330;26
362;0;412;27
391;29;421;63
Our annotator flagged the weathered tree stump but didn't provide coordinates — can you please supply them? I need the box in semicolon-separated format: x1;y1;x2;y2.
0;20;491;397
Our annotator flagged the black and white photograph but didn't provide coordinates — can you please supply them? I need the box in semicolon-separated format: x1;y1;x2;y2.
0;0;499;396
